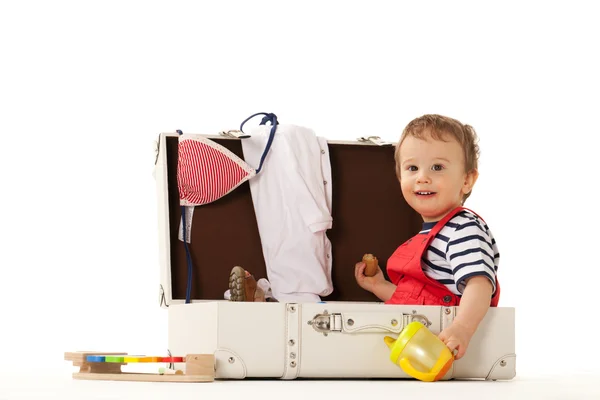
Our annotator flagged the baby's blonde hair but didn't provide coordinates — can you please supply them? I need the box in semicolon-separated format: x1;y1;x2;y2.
394;114;480;203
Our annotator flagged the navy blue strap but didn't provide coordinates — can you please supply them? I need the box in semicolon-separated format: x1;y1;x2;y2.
239;112;278;173
181;206;193;303
177;129;194;304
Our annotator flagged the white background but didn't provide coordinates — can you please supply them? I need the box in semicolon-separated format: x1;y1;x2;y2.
1;0;599;398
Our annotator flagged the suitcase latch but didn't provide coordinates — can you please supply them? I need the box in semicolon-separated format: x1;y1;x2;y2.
307;311;342;336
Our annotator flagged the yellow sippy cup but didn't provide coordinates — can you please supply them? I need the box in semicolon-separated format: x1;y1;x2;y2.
384;321;454;382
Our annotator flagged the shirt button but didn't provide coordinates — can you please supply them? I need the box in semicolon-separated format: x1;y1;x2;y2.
323;180;327;185
321;149;325;154
443;295;452;303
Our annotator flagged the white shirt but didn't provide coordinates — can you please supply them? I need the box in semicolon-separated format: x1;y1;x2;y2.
241;124;333;302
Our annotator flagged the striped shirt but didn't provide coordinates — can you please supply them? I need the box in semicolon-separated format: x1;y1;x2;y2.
420;210;499;296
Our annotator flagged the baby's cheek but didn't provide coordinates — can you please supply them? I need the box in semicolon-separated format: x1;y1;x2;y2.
399;178;411;191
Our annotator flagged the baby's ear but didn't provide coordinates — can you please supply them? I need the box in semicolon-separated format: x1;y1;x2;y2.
463;169;479;194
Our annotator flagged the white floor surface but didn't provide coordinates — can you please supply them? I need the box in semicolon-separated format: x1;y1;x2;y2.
2;369;599;400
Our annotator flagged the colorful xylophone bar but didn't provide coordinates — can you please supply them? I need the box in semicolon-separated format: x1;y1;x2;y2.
86;355;185;363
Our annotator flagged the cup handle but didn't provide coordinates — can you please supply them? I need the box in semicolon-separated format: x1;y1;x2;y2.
399;358;438;382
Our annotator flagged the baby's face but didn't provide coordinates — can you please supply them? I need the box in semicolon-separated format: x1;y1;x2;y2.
398;131;475;222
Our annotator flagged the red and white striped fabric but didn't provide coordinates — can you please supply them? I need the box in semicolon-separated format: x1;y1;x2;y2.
177;135;256;206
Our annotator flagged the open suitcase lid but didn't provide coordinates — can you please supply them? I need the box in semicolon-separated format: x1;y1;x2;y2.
154;132;422;307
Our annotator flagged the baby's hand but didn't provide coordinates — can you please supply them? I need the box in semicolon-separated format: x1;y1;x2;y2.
354;261;385;293
438;321;475;360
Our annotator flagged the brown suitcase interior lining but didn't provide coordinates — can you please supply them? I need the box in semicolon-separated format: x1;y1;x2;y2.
166;136;422;302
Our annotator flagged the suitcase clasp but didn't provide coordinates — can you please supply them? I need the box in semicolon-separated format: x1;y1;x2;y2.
307;311;342;336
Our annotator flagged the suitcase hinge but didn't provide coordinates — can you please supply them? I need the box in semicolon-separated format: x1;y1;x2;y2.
159;285;169;308
357;136;393;146
154;134;160;165
307;311;342;336
219;130;251;139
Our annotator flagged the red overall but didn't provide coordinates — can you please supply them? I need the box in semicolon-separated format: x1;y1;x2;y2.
385;207;500;306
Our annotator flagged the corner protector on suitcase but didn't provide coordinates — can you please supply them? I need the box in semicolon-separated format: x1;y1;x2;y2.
214;348;247;379
485;353;517;381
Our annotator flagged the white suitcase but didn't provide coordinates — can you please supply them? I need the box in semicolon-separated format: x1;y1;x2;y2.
153;128;516;381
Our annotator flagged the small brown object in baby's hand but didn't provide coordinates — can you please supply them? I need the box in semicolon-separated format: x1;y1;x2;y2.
362;253;379;277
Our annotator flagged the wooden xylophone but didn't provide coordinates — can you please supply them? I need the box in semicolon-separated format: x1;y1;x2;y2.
64;351;214;382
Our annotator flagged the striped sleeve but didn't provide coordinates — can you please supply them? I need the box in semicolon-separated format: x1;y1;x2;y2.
446;214;497;295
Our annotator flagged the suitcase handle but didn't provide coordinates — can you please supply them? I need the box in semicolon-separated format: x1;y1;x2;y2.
308;311;431;335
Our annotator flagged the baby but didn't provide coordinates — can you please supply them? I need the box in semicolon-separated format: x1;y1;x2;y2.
355;114;500;360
